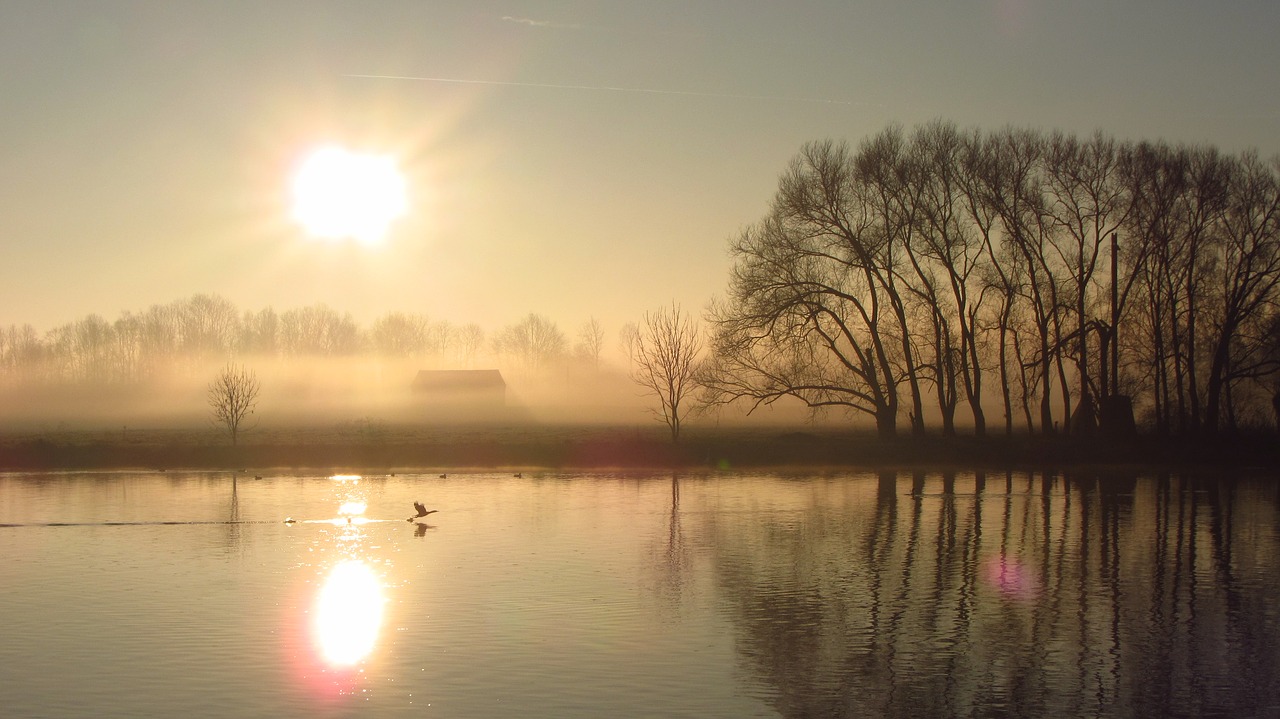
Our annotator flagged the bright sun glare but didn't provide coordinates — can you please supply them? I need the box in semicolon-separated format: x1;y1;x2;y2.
315;559;385;666
291;147;407;244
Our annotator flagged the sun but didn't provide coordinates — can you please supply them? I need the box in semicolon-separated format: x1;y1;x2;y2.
291;146;408;244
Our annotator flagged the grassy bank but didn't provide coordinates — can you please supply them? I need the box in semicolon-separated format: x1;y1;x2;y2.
2;423;1278;473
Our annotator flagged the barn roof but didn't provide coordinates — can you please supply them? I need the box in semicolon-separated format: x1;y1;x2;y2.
412;369;505;390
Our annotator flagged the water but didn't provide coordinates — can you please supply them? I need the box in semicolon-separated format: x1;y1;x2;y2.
1;470;1278;718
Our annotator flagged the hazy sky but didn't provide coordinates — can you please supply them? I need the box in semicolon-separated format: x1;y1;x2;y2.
2;0;1278;339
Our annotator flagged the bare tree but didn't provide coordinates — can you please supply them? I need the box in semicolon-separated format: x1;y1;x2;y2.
279;304;362;356
424;319;455;360
456;323;486;367
180;294;240;367
628;303;703;442
974;127;1066;434
855;128;927;435
238;306;280;357
369;311;429;357
493;313;566;371
705;141;904;437
208;363;260;446
905;121;991;435
576;317;606;371
1202;152;1280;432
1042;130;1132;433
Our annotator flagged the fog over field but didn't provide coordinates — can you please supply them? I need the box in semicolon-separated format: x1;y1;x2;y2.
0;366;818;434
0;354;641;429
0;285;819;439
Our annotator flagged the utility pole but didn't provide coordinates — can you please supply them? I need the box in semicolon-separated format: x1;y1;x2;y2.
1099;231;1136;437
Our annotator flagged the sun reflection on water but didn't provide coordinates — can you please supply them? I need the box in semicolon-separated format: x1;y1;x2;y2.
314;559;385;667
337;500;367;517
292;471;393;678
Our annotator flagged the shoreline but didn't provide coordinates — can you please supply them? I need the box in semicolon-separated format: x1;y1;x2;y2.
2;423;1277;473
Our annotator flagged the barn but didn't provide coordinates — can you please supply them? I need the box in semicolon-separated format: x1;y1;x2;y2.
411;369;506;408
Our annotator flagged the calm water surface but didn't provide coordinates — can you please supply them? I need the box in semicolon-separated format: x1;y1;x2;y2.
1;470;1278;718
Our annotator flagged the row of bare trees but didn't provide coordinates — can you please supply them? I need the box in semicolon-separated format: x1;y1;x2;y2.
703;122;1280;437
0;294;608;385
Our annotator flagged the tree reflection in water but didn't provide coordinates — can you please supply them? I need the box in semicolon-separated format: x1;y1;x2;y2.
706;471;1280;718
649;473;692;619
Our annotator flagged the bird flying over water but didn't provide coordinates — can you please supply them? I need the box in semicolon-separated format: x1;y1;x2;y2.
408;501;437;522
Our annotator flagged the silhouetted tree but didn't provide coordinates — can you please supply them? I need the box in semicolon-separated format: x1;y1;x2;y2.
705;140;905;437
207;363;260;446
980;128;1066;434
1202;153;1280;432
856;127;928;435
1043;131;1133;432
628;303;702;442
905;122;990;435
1128;145;1234;433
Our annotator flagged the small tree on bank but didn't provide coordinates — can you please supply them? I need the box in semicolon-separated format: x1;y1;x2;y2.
208;363;260;446
626;303;703;442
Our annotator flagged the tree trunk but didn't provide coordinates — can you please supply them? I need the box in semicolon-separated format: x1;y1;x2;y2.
998;307;1014;435
875;406;898;438
1039;333;1054;435
960;309;986;437
1055;340;1074;435
1203;324;1235;435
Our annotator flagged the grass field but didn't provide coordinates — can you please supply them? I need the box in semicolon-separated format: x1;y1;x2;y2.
2;421;1277;473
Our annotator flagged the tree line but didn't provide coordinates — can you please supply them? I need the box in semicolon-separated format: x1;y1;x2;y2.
0;294;607;386
703;122;1280;437
6;121;1278;440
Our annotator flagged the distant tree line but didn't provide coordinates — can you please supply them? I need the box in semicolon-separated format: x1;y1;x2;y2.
0;294;608;386
703;122;1280;437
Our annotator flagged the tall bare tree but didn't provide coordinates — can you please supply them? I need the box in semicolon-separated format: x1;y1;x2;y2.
369;311;429;357
208;363;260;446
628;303;702;442
456;323;486;367
1203;153;1280;431
855;127;927;435
279;304;362;356
179;294;240;368
576;317;606;371
906;121;990;435
976;128;1065;434
1043;131;1132;432
493;313;566;371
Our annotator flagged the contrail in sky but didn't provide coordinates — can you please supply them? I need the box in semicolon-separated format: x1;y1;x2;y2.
342;74;875;107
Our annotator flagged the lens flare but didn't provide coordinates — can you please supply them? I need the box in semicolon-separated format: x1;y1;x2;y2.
983;555;1039;600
